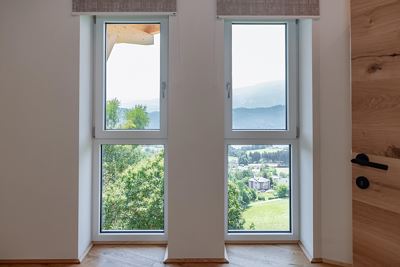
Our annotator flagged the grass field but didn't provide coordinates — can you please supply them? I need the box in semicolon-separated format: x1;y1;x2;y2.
242;198;290;231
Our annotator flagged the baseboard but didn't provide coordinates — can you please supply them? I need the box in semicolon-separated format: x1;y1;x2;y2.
0;259;80;264
322;258;353;267
93;241;167;245
226;240;299;245
298;241;322;263
79;242;93;263
297;241;352;266
0;243;94;264
163;246;229;264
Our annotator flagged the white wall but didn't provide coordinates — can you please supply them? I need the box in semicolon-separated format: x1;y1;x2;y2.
299;19;321;259
78;16;93;258
167;0;226;259
0;0;81;260
318;0;352;264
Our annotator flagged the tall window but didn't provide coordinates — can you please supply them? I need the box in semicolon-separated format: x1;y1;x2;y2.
93;17;168;241
225;21;298;240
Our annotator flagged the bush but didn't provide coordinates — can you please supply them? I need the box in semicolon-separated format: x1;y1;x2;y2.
257;195;266;201
275;184;289;198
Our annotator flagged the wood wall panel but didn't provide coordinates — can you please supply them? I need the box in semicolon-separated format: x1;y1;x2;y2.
351;0;400;159
352;155;400;267
353;200;400;267
351;0;400;58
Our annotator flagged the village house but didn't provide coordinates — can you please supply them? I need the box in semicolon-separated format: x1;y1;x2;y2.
248;177;271;191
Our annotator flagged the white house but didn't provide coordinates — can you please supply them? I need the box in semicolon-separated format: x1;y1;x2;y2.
248;177;271;191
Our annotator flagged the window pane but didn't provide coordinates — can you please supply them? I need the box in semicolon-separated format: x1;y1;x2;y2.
105;24;161;130
101;145;164;232
227;145;291;232
232;24;287;130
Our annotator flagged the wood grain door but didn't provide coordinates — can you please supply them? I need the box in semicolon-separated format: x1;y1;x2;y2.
351;0;400;266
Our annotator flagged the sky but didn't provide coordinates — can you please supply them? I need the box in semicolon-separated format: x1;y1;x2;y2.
232;24;286;90
106;24;286;110
106;33;161;110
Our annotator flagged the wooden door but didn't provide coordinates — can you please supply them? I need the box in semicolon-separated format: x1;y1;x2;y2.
351;0;400;266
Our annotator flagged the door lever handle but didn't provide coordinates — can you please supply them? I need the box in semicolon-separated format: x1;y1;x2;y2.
351;153;389;171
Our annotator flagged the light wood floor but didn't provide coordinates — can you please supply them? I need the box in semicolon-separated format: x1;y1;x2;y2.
0;245;337;267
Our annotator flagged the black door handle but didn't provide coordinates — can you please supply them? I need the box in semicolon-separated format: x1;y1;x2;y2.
351;153;389;171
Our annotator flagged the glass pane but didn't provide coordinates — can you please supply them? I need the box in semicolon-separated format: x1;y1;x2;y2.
101;145;165;232
227;145;291;232
105;24;161;130
232;24;287;130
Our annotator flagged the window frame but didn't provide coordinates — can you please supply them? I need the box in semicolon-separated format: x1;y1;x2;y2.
224;20;298;139
224;139;299;241
92;16;169;242
94;16;169;139
224;20;299;241
92;139;168;242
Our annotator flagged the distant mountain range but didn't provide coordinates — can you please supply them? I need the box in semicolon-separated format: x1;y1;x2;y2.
116;81;286;130
233;81;285;109
233;105;285;130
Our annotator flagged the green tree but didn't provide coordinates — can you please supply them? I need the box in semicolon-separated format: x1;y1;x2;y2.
275;184;289;198
102;101;165;230
106;98;120;129
228;180;245;230
102;145;142;185
123;105;150;130
238;153;249;165
103;152;165;230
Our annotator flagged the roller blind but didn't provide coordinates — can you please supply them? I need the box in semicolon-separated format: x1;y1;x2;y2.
72;0;177;14
217;0;319;17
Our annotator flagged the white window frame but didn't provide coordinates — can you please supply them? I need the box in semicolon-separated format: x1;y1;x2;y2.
224;20;298;140
92;16;169;242
94;16;168;139
224;20;299;241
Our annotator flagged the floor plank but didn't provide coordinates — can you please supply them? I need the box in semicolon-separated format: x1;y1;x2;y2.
0;245;337;267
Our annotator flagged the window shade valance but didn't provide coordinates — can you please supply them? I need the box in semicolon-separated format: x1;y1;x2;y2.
217;0;319;17
72;0;177;14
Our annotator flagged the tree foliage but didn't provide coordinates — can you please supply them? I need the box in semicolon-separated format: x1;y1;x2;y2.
275;184;289;198
102;99;163;230
106;98;120;129
228;180;245;230
102;152;164;230
123;105;150;130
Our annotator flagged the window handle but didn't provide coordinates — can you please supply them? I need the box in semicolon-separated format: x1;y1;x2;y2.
226;82;232;99
162;82;167;99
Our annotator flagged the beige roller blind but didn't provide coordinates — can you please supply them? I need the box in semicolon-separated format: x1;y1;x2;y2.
73;0;177;14
217;0;319;17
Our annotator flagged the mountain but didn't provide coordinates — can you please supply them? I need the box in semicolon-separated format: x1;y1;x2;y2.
233;81;285;109
233;105;286;130
113;81;286;130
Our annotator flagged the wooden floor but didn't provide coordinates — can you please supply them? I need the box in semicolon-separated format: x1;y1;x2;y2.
0;245;337;267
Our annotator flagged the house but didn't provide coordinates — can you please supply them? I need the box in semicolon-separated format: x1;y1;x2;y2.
248;177;271;191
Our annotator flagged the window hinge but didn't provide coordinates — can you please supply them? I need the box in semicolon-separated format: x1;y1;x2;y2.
161;82;167;99
296;126;300;138
92;126;96;138
93;16;97;24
